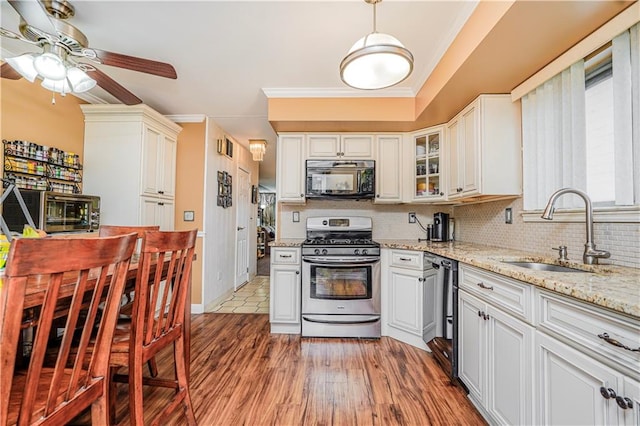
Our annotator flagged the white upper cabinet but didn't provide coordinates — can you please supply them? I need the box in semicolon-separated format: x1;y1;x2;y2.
276;134;306;203
408;126;445;203
446;94;522;200
375;135;402;203
307;134;374;159
81;104;181;229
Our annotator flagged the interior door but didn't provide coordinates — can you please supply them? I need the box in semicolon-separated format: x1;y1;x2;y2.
235;167;250;289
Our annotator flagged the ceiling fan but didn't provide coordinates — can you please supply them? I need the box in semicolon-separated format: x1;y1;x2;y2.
0;0;177;104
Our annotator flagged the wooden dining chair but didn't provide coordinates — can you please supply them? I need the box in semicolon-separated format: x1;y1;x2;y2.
0;233;137;426
108;229;198;426
99;225;161;377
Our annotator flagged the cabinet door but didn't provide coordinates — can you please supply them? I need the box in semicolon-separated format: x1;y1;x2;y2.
536;331;621;426
375;135;402;203
269;265;301;324
458;290;485;402
140;197;174;230
276;135;305;202
486;305;534;426
159;135;177;198
446;118;462;198
422;268;438;342
388;268;423;336
411;127;444;202
461;104;479;194
341;135;374;158
142;125;162;196
306;134;340;158
621;376;640;426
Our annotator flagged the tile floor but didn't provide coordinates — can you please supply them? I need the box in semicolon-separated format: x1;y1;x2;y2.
210;276;269;314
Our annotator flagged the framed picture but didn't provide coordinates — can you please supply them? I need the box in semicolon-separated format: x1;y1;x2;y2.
217;171;224;182
251;185;258;204
225;136;233;158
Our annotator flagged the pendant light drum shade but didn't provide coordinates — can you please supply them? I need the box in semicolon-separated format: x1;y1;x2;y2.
340;32;414;90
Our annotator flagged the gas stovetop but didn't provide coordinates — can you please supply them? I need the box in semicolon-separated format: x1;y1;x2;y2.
302;216;380;257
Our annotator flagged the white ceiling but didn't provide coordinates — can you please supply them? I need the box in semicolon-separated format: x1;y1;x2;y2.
1;0;478;191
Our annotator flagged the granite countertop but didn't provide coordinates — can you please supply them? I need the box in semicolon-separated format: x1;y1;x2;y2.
269;239;305;247
378;240;640;319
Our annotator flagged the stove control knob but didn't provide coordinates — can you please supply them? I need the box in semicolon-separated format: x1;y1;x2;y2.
314;249;320;255
354;249;360;255
362;249;368;255
322;249;328;255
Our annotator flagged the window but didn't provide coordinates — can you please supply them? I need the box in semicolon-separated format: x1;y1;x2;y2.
521;24;639;219
585;49;614;205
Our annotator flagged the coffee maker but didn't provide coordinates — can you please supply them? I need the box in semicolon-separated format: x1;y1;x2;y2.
432;212;449;242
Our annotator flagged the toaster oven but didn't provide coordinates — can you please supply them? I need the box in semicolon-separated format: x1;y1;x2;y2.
2;189;100;234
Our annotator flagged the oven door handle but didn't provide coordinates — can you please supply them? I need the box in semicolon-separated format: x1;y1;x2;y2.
302;314;380;324
302;256;380;265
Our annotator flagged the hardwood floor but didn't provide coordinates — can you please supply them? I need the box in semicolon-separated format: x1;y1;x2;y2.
88;313;486;425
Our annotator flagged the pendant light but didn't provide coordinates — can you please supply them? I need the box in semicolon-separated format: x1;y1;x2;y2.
340;0;414;90
249;139;267;162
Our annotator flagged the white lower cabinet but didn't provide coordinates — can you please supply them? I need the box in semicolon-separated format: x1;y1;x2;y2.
459;289;534;425
269;247;301;334
382;249;437;350
140;197;174;230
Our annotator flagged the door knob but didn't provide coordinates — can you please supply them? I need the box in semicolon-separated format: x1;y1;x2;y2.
237;226;245;231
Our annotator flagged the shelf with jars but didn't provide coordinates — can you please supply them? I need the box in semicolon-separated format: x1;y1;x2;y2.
2;139;82;194
412;126;444;202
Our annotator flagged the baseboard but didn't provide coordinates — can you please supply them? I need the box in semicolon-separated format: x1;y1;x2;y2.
191;304;204;314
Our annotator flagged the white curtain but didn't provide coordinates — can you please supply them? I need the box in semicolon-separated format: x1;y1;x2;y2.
522;62;586;210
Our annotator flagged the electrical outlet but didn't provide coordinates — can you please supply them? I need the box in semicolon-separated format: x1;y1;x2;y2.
505;208;513;224
408;212;417;223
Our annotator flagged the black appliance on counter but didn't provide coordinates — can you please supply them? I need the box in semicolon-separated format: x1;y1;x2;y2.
432;212;449;242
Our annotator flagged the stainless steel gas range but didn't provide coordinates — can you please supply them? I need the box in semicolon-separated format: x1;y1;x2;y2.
301;216;381;338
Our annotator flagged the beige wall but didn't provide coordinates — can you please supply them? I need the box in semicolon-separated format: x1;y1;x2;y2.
174;122;206;304
1;78;86;158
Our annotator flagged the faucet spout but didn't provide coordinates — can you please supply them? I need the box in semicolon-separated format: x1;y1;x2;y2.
541;188;610;265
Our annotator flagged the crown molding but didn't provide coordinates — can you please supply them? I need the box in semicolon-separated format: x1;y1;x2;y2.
262;87;415;99
166;114;206;123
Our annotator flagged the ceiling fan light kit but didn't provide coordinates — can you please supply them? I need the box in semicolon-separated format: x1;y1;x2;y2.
340;0;413;90
1;0;176;104
249;139;267;162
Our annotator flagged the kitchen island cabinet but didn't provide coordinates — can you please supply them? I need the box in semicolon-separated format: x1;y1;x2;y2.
81;104;181;230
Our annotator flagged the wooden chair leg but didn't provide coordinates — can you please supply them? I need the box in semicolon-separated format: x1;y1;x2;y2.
129;357;145;426
174;336;197;426
147;358;158;377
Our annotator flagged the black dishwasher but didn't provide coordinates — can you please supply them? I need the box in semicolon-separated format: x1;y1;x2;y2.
426;256;460;384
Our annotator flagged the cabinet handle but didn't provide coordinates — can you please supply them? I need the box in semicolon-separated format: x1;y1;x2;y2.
296;271;300;275
484;313;490;321
477;282;494;291
597;333;640;352
300;194;304;197
376;194;380;198
279;254;292;258
418;277;424;282
399;257;412;261
478;310;482;317
158;202;164;206
600;387;617;400
616;396;634;410
158;190;164;194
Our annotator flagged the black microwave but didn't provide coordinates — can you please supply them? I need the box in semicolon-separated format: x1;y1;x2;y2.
2;189;100;233
305;160;375;199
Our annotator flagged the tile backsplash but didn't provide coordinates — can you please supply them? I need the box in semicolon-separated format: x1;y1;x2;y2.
278;197;639;269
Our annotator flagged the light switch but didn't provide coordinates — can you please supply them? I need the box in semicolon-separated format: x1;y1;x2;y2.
292;211;300;222
184;210;195;222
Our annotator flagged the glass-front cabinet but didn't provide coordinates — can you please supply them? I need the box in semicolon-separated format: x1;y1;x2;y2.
412;126;444;202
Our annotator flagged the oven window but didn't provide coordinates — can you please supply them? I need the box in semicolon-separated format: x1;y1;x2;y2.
310;265;372;300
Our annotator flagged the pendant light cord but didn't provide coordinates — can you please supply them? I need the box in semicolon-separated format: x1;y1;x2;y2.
372;1;377;33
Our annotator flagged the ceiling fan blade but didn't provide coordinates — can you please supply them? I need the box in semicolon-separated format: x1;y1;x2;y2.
90;49;177;79
8;0;57;36
89;68;142;105
1;62;23;80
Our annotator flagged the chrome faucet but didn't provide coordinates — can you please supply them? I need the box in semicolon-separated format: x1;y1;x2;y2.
541;188;610;265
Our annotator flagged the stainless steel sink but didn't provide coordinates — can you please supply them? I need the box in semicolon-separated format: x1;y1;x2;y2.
501;261;588;273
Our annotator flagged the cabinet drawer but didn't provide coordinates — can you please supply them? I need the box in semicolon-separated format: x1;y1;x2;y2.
271;247;300;265
537;289;640;377
389;250;425;270
459;265;533;323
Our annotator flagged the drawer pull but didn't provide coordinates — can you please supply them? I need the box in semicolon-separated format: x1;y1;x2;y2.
279;254;293;258
616;396;634;410
477;282;494;290
600;387;617;399
399;257;412;261
597;333;640;352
